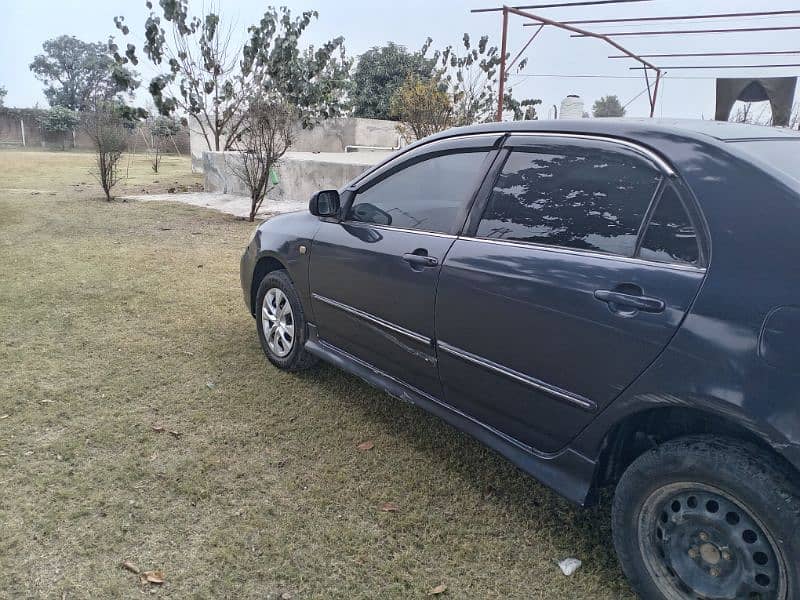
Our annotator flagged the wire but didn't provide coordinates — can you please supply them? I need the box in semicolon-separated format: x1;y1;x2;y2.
622;85;651;109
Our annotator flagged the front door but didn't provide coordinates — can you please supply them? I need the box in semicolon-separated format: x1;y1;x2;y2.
309;137;499;398
435;136;707;453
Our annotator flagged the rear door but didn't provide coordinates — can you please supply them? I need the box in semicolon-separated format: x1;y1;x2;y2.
435;135;707;453
309;135;501;398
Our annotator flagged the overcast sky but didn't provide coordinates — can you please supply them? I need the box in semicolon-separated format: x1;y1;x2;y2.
1;0;799;120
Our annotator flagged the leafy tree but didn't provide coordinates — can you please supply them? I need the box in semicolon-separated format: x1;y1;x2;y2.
228;97;296;222
592;95;626;118
29;35;138;111
147;115;181;173
38;106;80;150
83;102;140;201
390;75;452;141
423;34;539;125
111;3;351;152
351;43;436;120
0;85;6;107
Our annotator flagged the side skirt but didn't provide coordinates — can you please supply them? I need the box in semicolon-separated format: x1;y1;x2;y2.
304;325;597;506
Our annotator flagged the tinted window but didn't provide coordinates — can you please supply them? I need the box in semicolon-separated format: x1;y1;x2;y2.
477;146;661;256
639;186;699;265
348;151;490;234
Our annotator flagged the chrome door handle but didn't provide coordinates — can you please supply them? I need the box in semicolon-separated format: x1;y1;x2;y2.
594;290;665;313
402;253;439;268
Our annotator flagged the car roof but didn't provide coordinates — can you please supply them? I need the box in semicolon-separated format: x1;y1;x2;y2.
428;118;800;144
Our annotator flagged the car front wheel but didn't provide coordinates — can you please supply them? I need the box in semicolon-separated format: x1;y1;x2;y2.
612;436;800;600
255;270;317;371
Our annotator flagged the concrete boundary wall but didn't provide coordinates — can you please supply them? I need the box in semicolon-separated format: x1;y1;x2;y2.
203;150;390;203
191;117;403;172
0;110;189;152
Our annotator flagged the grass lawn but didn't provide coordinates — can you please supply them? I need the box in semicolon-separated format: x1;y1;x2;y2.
0;150;635;599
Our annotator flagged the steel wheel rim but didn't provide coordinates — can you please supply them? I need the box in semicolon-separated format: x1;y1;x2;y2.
638;482;787;600
262;288;294;358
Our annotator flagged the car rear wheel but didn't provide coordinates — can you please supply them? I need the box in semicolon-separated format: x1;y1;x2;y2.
255;270;317;371
612;436;800;600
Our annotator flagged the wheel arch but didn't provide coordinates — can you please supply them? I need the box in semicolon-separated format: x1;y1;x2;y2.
249;254;288;316
593;405;799;492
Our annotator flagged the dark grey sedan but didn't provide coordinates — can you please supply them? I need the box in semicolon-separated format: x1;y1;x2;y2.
241;119;800;600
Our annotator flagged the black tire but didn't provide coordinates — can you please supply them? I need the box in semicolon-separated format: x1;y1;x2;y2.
255;270;318;371
612;436;800;600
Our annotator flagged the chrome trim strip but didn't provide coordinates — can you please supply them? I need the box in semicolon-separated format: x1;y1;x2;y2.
343;222;458;239
510;131;676;177
312;337;556;458
456;236;707;274
312;293;431;346
437;341;596;411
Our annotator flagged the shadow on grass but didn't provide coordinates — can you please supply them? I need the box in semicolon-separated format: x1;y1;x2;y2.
291;360;621;571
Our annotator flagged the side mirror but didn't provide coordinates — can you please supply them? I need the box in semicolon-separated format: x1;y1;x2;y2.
309;190;340;218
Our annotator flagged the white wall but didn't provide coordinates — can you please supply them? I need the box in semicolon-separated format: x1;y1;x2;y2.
203;150;390;203
191;117;403;173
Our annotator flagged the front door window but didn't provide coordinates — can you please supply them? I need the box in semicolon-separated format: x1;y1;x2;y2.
348;151;491;235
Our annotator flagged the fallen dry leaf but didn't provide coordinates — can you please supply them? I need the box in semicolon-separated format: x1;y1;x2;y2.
280;593;293;600
151;425;165;433
379;502;400;512
356;440;374;451
142;570;165;584
0;414;9;419
122;560;140;574
428;584;447;595
168;430;182;438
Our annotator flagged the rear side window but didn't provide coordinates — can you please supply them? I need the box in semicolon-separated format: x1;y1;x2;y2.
477;145;661;256
638;186;700;265
348;151;490;234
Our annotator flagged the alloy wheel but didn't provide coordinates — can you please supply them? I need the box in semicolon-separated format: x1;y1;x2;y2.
262;287;294;358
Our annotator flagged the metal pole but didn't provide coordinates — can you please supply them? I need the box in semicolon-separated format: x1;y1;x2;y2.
472;0;652;13
609;50;800;59
508;24;544;71
650;70;662;117
497;6;509;122
559;9;800;25
630;63;800;70
20;118;26;147
505;6;660;71
572;25;800;37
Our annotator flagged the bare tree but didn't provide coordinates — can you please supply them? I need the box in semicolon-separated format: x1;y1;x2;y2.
732;102;755;124
229;98;296;221
83;103;130;201
731;101;772;126
146;115;181;173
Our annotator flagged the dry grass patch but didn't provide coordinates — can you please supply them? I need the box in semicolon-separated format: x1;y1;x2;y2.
0;150;634;599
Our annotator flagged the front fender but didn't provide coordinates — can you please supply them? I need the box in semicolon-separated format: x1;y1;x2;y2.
241;211;322;317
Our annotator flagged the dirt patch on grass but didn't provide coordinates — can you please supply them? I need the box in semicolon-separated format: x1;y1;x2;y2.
0;150;634;599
